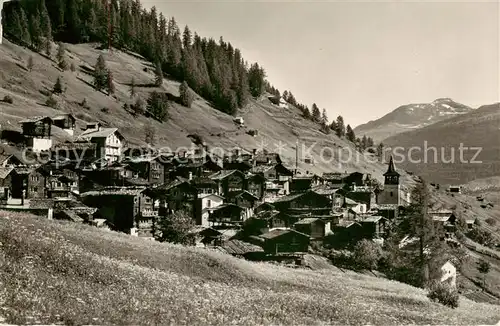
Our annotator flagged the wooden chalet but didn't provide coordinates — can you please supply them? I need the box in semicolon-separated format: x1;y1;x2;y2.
359;216;387;238
80;186;156;236
294;217;329;239
208;169;245;197
208;204;246;225
52;114;76;136
221;239;265;260
149;179;197;217
0;167;14;203
244;173;266;199
122;155;165;185
20;116;53;152
272;190;332;216
254;229;310;254
52;141;97;162
290;174;324;193
329;220;363;247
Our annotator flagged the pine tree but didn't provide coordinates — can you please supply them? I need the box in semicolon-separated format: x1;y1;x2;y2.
18;8;32;45
147;91;169;121
53;76;64;94
93;54;108;91
361;135;368;151
376;142;384;158
45;39;52;57
27;56;34;72
182;25;192;49
154;61;163;86
179;81;194;108
29;10;42;50
248;63;265;97
329;120;337;132
144;121;156;146
39;0;52;41
335;115;345;138
106;70;115;95
302;106;311;119
346;124;356;142
129;77;137;98
56;42;68;70
311;103;321;122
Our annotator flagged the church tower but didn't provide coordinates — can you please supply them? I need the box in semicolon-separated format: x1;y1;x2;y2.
378;156;400;205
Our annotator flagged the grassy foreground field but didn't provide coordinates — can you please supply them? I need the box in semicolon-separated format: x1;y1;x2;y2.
1;211;499;325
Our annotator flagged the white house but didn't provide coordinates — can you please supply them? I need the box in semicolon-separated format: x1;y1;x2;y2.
78;123;125;163
196;193;224;226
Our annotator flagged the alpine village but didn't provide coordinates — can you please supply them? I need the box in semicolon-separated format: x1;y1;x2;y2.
0;0;499;324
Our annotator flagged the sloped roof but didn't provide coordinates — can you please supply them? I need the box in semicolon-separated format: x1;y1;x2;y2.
251;165;274;174
80;186;146;197
209;169;240;180
362;215;385;223
295;217;323;225
259;228;309;240
272;192;304;203
79;127;123;140
198;193;225;200
344;198;360;205
384;156;400;176
226;190;259;200
222;239;263;255
19;116;52;124
312;185;338;195
52;113;75;121
0;167;14;179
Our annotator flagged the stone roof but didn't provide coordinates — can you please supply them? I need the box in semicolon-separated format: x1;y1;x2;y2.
222;239;263;255
0;167;14;179
259;228;309;240
80;186;146;197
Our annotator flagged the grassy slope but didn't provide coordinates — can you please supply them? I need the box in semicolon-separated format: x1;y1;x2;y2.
382;103;500;185
0;39;413;185
1;211;500;325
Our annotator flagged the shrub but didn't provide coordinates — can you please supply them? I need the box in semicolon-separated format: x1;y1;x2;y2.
45;95;59;109
101;107;109;113
80;98;90;110
427;281;459;308
485;218;496;226
2;95;14;104
53;76;64;94
467;228;494;247
353;239;383;270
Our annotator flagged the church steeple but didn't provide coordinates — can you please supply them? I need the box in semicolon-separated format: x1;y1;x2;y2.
384;156;400;185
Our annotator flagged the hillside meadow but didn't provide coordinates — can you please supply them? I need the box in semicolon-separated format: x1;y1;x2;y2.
1;211;499;325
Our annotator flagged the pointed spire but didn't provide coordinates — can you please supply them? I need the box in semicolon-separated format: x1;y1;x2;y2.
384;155;400;176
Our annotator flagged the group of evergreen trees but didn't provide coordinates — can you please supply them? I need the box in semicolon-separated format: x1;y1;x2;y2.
3;0;267;115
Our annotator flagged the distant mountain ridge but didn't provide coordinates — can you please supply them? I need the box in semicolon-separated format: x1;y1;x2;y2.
383;103;500;185
354;98;473;142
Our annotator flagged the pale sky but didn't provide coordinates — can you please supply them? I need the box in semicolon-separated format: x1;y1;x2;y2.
142;0;499;127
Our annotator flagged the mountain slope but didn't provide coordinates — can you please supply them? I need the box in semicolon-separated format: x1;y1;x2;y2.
0;39;411;185
383;103;500;185
354;98;473;142
2;211;500;325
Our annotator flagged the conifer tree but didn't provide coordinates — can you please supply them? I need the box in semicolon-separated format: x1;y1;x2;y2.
329;120;337;132
17;8;31;45
27;56;34;72
335;115;345;138
56;42;68;70
302;106;311;119
311;104;321;123
39;0;52;41
106;70;115;95
179;81;194;108
346;124;356;142
154;61;163;86
53;76;64;94
93;54;108;91
29;10;42;50
248;63;265;97
129;77;137;98
182;25;192;49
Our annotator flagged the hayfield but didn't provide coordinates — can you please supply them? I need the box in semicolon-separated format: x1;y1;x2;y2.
1;211;499;325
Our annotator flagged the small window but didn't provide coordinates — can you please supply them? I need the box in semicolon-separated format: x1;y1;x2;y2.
207;199;211;208
390;191;393;197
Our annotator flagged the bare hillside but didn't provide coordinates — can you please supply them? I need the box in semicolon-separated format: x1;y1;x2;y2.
0;39;410;185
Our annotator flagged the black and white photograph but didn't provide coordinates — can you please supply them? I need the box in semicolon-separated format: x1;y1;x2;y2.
0;0;499;324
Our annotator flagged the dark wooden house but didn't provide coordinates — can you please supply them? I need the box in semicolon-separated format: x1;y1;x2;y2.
360;216;387;238
52;114;76;135
209;204;245;225
209;170;245;197
245;173;266;199
149;179;197;218
272;191;332;216
20;116;53;152
80;186;156;236
0;167;14;203
123;155;165;185
294;217;327;239
257;229;310;254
